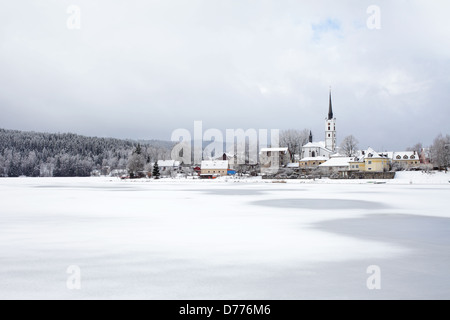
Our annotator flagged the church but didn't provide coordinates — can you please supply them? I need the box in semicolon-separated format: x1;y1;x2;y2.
299;91;337;168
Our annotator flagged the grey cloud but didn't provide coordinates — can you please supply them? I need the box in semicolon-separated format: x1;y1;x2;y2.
0;0;449;149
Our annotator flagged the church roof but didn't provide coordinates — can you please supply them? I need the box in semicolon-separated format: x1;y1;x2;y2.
303;141;326;149
328;90;334;120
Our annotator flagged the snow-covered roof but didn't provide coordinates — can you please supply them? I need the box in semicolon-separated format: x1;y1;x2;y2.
319;157;353;167
356;147;390;160
364;147;383;159
330;152;345;158
302;141;327;149
299;156;329;162
260;147;289;153
349;157;364;163
157;160;181;167
201;160;229;170
383;151;419;160
286;163;299;168
350;148;392;162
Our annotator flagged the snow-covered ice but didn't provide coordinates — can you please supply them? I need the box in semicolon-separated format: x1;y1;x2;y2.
0;174;449;299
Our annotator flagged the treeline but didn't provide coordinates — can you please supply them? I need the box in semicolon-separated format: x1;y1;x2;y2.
0;128;172;177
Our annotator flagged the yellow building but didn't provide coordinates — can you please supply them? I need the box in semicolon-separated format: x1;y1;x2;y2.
200;160;229;177
383;151;420;168
348;159;365;171
349;148;389;172
299;156;328;169
365;156;389;172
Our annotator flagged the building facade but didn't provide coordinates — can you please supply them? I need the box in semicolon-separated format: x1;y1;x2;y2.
200;160;229;177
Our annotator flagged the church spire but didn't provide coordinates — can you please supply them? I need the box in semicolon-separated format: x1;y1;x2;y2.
328;89;334;120
309;130;313;143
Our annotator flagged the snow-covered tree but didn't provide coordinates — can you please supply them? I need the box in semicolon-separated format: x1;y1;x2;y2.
0;128;172;177
280;129;310;162
340;135;359;157
127;145;146;177
407;142;423;155
430;134;450;170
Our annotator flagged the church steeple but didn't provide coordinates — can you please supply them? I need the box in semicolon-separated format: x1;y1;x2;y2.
309;130;313;143
325;89;336;152
328;89;334;120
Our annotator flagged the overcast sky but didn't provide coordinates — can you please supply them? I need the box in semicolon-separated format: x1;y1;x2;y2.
1;0;449;150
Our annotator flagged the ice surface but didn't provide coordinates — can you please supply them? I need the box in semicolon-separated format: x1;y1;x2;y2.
0;176;449;299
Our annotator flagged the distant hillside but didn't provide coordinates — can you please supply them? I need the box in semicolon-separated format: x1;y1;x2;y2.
0;128;173;177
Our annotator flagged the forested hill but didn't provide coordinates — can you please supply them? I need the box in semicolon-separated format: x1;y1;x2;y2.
0;128;172;177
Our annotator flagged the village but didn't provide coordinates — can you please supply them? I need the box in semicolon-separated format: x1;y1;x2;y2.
113;92;440;181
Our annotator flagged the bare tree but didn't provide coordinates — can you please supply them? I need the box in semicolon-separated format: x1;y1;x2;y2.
430;134;450;170
280;129;310;162
340;135;359;157
407;142;423;154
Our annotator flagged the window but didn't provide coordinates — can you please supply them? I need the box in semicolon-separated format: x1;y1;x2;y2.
328;127;330;130
356;165;359;168
368;168;372;171
403;155;408;159
313;162;316;165
410;155;415;159
351;165;355;168
328;134;331;137
368;161;372;164
396;155;401;160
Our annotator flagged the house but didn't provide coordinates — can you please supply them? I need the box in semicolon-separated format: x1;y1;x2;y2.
382;151;420;169
318;156;353;173
193;166;201;175
348;156;366;172
299;156;329;169
349;148;390;172
215;152;237;169
157;160;182;176
259;148;290;169
200;160;229;177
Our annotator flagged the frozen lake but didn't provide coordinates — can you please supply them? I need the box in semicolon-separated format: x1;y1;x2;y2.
0;177;449;299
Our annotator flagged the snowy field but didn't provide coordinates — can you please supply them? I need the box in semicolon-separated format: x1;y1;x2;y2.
0;173;449;299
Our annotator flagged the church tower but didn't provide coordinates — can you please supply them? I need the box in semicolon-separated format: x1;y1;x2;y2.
325;90;336;152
